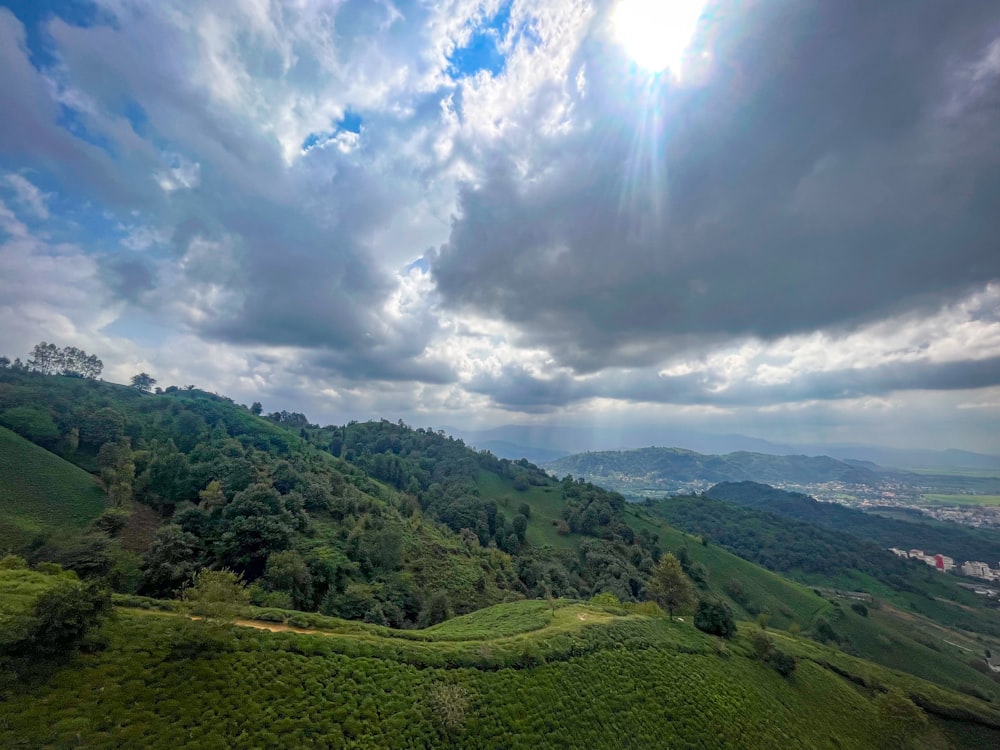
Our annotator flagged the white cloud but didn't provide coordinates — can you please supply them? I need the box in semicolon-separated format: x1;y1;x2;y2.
4;173;50;219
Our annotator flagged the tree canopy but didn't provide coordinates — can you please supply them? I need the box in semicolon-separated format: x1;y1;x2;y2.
646;553;694;620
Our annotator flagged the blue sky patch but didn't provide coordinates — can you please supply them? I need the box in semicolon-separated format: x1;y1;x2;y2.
301;109;363;153
2;0;106;67
448;2;511;79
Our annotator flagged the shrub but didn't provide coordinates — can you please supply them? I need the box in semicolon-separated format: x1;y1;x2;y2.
0;555;28;570
851;602;869;617
590;592;621;607
768;649;797;677
426;683;471;733
694;597;737;639
751;631;774;662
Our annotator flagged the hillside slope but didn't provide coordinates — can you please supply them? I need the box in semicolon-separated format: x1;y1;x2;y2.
3;575;998;749
0;370;653;623
707;481;1000;563
0;426;106;547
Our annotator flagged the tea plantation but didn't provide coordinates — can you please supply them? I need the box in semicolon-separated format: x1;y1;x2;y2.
2;569;999;749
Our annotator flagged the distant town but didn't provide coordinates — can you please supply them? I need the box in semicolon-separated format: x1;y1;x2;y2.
890;547;1000;595
789;479;1000;530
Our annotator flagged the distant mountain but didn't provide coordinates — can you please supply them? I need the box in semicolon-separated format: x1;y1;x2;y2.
467;439;568;464
447;424;798;456
449;423;1000;474
544;446;877;492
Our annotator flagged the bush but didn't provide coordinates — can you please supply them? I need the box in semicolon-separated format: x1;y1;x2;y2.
0;555;28;570
850;602;869;617
694;597;737;639
768;649;797;677
426;683;471;733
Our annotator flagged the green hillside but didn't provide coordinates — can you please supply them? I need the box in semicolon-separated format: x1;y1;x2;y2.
634;499;1000;701
3;568;999;749
0;369;651;621
707;481;1000;565
0;426;107;547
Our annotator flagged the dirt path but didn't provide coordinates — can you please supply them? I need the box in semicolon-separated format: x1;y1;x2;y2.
230;618;332;636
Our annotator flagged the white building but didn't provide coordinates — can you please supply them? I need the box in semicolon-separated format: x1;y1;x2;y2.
960;561;994;580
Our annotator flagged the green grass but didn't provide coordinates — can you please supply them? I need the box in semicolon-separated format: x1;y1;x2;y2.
922;494;1000;506
0;426;107;547
4;591;1000;749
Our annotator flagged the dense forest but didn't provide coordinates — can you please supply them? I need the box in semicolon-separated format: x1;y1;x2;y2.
0;365;659;627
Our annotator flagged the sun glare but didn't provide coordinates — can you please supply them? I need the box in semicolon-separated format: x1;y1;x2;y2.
614;0;707;76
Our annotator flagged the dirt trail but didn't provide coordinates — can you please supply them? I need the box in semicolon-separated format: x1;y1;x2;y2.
231;618;332;636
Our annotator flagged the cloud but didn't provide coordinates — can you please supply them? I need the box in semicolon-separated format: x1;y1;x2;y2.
3;173;50;219
0;1;999;453
432;0;1000;372
0;1;495;381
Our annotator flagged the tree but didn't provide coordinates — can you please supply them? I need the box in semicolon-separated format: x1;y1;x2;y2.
646;553;695;620
131;372;157;392
28;341;60;374
97;438;136;508
250;402;263;416
695;597;737;638
198;480;226;511
25;342;102;378
512;513;528;541
183;568;250;621
140;525;200;596
1;579;111;663
262;550;313;610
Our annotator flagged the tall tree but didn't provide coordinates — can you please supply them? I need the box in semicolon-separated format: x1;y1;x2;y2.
646;553;695;620
130;372;157;392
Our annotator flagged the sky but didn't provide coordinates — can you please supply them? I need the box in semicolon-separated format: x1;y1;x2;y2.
0;0;999;454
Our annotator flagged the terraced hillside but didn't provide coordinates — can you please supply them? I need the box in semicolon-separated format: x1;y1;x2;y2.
3;569;999;749
0;426;106;547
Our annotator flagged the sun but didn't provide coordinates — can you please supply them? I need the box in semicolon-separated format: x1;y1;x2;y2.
614;0;707;76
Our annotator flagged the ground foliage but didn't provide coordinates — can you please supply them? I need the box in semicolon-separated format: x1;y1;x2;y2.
0;593;997;749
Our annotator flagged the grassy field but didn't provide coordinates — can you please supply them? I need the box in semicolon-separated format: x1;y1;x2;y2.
0;426;106;547
922;494;1000;506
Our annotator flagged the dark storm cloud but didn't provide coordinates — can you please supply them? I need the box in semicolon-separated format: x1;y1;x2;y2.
467;354;1000;412
433;0;1000;373
101;256;156;302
